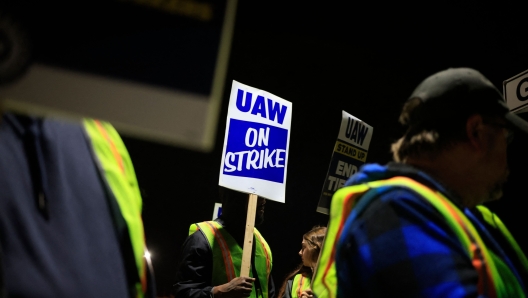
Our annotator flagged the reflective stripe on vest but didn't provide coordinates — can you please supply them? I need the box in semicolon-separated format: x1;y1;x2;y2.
83;119;147;298
476;205;528;272
189;221;272;298
313;176;526;298
254;230;272;280
194;221;236;281
313;183;368;298
292;274;311;298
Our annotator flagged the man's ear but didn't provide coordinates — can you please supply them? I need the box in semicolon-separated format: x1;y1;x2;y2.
466;114;486;152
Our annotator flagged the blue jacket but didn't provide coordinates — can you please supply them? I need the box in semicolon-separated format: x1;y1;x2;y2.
0;112;155;297
335;162;528;297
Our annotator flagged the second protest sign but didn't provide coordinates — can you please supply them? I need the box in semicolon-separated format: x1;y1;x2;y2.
317;110;373;214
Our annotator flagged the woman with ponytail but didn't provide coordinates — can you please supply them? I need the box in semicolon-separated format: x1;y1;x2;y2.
278;226;327;298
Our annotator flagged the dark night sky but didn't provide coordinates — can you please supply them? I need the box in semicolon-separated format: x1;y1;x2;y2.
5;1;528;295
117;2;528;295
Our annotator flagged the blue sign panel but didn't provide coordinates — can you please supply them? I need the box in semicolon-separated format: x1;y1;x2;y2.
223;119;288;183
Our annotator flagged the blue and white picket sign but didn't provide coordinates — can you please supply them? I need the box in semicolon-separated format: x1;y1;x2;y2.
219;80;292;203
212;203;223;220
316;110;373;214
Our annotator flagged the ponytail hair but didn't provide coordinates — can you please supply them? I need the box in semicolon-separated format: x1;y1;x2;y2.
277;226;327;298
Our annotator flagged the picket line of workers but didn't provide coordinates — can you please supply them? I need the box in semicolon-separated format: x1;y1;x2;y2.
173;68;528;298
2;67;528;298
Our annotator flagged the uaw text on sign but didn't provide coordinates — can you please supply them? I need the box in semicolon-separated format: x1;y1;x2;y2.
219;80;292;203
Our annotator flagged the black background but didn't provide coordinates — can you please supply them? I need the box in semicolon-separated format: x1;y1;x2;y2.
6;1;528;296
5;0;226;94
125;2;528;295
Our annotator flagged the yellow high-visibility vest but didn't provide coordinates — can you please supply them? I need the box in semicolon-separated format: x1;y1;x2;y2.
189;221;272;298
312;176;527;298
83;119;148;298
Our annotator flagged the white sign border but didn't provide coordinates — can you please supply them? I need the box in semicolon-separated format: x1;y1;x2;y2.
218;80;292;203
503;68;528;113
336;110;374;150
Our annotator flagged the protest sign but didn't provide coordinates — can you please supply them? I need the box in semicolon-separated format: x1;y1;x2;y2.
504;68;528;113
317;111;373;214
219;80;292;203
212;203;223;220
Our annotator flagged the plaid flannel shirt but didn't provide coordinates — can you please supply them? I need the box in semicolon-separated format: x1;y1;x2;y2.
335;163;527;297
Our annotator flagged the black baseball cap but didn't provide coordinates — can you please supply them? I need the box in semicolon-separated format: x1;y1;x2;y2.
402;67;528;134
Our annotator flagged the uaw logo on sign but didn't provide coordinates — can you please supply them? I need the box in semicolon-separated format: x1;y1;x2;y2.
504;69;528;113
219;81;292;203
316;111;373;214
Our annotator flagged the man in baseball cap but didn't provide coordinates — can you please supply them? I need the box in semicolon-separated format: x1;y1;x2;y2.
313;67;528;298
401;67;528;143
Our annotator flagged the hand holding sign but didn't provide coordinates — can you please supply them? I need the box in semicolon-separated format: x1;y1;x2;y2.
212;276;255;298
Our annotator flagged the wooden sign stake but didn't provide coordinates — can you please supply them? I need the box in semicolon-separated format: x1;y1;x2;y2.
240;193;258;276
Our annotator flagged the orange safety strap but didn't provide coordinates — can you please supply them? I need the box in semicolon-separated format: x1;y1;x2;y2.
321;190;364;293
94;120;125;175
203;222;236;281
315;176;499;298
93;119;147;295
297;275;305;298
373;177;495;297
402;177;494;297
255;232;272;275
